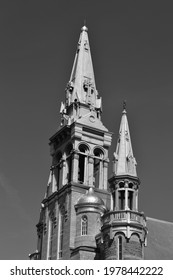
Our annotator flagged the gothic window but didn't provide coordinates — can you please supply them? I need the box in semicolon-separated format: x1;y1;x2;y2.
93;148;104;188
81;215;88;236
128;190;133;210
117;235;123;260
58;211;64;259
78;144;89;184
54;152;62;190
65;144;73;184
118;190;125;210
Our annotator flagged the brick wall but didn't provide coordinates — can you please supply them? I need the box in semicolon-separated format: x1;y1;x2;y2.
124;240;142;259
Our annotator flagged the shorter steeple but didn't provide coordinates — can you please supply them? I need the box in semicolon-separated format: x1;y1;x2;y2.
100;104;147;260
113;103;137;177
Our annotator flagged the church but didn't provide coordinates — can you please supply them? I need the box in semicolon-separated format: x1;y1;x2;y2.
29;26;173;260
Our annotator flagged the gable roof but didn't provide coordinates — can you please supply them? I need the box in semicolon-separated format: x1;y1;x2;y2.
145;217;173;259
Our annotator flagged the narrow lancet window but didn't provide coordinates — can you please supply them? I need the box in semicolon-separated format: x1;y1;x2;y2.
128;190;133;210
117;236;123;259
81;215;88;236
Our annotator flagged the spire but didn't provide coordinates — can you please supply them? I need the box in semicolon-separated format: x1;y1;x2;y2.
65;25;101;109
113;104;137;177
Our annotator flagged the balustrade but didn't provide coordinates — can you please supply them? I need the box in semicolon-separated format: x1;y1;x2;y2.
103;210;146;227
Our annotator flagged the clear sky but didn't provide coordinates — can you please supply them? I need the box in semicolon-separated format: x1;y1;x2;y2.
0;0;173;259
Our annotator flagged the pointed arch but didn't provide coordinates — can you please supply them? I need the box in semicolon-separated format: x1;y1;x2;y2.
130;233;141;242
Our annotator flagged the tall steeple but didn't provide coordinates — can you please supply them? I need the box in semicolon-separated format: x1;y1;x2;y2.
113;104;137;177
60;26;102;126
31;26;112;260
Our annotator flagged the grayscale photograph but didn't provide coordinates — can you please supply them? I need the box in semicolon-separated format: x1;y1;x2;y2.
0;0;173;260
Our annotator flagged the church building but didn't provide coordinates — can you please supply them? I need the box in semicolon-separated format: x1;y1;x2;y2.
29;26;173;260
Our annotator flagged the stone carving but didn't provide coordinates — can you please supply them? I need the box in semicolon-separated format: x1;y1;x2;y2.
84;40;89;51
49;211;57;228
83;79;95;105
43;223;47;235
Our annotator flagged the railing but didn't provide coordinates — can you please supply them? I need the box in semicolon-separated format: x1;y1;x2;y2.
102;210;146;227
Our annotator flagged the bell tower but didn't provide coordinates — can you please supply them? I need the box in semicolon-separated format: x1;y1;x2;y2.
33;26;112;260
98;104;147;260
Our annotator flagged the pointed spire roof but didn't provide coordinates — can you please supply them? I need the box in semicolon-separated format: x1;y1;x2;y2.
66;25;100;107
60;26;104;128
113;105;137;177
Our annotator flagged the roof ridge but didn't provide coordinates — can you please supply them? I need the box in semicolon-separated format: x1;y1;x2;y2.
147;216;173;225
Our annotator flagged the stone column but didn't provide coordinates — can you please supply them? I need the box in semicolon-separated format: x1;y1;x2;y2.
71;152;79;182
88;157;94;186
103;161;108;190
124;181;129;210
56;204;60;259
110;192;114;210
135;191;138;211
57;160;63;190
115;187;119;210
84;155;88;185
61;158;66;186
99;160;103;189
125;188;128;210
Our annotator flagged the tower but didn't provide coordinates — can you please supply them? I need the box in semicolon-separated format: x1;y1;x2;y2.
98;104;147;260
29;26;147;261
32;26;112;260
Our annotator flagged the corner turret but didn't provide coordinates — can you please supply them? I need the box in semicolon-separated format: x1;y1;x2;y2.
99;105;147;260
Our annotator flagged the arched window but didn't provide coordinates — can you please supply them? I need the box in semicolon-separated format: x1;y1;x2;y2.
128;190;133;210
65;144;73;184
81;215;88;236
118;190;125;210
93;148;104;188
78;144;89;184
117;235;123;260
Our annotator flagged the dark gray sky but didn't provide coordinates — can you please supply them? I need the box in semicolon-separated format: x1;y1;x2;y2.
0;0;173;259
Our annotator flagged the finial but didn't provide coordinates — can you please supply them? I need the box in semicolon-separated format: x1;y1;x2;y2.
123;100;127;113
81;20;88;32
